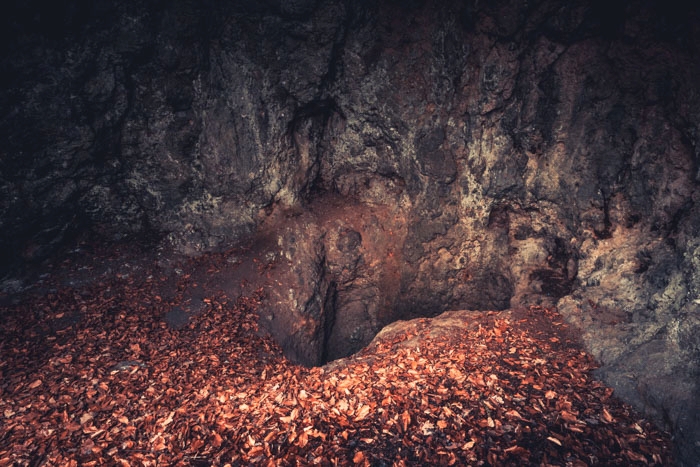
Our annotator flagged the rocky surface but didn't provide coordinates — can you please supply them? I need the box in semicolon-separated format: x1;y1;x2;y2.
1;0;700;463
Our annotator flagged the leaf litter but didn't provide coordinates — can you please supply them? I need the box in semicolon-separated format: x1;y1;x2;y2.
0;251;674;466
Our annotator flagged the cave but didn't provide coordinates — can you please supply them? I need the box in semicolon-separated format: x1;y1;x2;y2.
1;0;699;464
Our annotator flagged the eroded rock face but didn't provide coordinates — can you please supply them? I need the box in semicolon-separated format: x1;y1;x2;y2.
1;0;700;463
256;196;407;365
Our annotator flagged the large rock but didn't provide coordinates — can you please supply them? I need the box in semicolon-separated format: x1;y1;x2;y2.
1;0;699;463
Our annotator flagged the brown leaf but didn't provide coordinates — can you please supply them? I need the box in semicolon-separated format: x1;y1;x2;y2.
560;410;578;423
28;379;42;389
352;451;365;464
625;450;648;463
448;368;465;382
247;434;257;447
212;432;223;448
280;408;299;424
547;436;562;446
296;431;308;448
505;409;523;419
462;440;476;450
400;410;411;432
354;404;370;421
151;435;166;451
601;407;614;423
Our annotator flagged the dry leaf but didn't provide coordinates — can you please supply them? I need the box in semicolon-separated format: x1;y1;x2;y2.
0;269;673;467
505;409;523;419
352;451;365;464
354;404;370;421
28;379;42;389
400;410;411;432
547;436;562;446
152;435;166;451
462;440;476;450
560;410;578;423
602;407;614;423
296;431;308;448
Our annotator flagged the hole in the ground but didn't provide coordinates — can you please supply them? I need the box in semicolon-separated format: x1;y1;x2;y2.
218;195;577;368
270;261;518;367
312;282;515;367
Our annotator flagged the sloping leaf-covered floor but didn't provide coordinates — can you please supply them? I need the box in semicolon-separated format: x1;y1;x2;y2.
0;253;673;466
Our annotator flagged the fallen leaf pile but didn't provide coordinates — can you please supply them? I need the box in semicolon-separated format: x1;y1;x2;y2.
0;254;674;465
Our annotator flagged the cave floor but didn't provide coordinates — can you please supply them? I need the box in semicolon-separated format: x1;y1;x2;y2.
0;241;674;466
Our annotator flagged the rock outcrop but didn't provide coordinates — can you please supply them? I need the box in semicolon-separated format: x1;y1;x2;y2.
1;0;699;463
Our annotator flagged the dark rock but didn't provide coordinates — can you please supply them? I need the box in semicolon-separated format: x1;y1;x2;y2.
2;0;700;463
165;296;208;330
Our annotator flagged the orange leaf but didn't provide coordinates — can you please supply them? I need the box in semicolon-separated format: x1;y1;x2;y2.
505;409;523;419
191;438;205;450
547;436;562;446
296;431;309;448
448;368;464;382
601;407;614;423
152;435;166;451
461;440;476;450
280;408;299;424
400;410;411;432
28;379;42;389
468;373;485;386
353;451;365;464
354;405;370;421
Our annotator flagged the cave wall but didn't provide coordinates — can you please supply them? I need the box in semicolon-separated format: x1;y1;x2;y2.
2;0;700;463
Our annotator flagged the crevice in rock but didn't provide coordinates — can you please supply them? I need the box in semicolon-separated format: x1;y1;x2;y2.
319;281;338;365
288;98;343;200
593;188;613;240
255;195;529;368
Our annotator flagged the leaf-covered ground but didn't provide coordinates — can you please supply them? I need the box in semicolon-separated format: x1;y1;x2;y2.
0;249;673;466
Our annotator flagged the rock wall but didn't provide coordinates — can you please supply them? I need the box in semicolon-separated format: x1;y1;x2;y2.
1;0;699;463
